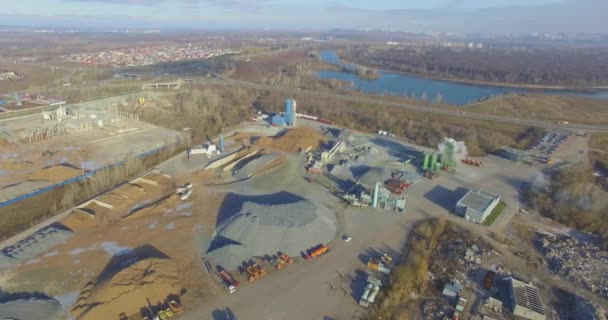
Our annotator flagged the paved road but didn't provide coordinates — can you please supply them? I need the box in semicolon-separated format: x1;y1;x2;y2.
196;76;608;133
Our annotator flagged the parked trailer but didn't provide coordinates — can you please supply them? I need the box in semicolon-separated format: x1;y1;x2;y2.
219;269;239;293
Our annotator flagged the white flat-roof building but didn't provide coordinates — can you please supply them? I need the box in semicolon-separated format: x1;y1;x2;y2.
454;190;500;224
507;277;546;320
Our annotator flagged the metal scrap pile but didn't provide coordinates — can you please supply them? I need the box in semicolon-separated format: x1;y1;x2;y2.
536;234;608;297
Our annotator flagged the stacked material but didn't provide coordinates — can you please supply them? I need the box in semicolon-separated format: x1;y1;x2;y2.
207;194;337;269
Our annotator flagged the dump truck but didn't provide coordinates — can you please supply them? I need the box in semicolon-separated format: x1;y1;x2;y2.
359;283;373;307
367;284;380;303
218;269;239;293
359;274;382;308
367;258;391;275
245;260;266;282
271;256;285;270
168;300;184;314
309;244;329;258
279;252;295;264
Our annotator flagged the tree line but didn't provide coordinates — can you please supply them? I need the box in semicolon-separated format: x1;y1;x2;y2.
345;46;608;87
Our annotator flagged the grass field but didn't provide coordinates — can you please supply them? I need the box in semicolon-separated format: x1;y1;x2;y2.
464;94;608;125
589;133;608;168
483;201;506;226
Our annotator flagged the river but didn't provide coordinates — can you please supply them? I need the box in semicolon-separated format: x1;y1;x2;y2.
317;50;608;105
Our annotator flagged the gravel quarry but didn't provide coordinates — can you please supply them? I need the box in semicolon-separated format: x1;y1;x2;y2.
206;192;337;269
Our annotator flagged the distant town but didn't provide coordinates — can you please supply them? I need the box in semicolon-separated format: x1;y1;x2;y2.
61;43;238;67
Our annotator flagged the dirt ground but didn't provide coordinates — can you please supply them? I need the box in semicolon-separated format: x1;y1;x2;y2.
1;121;604;320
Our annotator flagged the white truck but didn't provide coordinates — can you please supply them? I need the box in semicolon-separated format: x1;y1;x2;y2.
359;274;382;308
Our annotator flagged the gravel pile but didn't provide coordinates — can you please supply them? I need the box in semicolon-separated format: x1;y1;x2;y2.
328;163;354;181
233;153;278;180
357;167;393;187
206;193;337;269
0;224;73;269
0;298;62;320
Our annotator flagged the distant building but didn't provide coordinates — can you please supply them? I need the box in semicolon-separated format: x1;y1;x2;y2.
442;280;463;303
506;277;546;320
454;190;501;224
497;146;527;162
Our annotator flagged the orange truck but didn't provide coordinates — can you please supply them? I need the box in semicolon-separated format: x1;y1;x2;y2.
309;244;329;258
279;252;295;264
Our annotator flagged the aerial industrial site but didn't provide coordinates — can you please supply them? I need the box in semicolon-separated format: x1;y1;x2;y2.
1;7;608;320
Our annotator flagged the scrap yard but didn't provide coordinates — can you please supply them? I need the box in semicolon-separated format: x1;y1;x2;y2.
0;97;606;320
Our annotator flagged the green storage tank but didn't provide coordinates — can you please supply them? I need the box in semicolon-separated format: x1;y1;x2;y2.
430;153;438;172
422;153;430;170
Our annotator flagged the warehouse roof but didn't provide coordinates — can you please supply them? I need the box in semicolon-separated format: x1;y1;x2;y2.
509;277;545;316
457;190;500;213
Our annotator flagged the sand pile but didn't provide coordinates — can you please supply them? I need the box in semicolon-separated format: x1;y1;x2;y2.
207;193;337;269
1;160;34;170
72;247;181;320
28;163;82;182
255;127;324;153
0;139;11;149
62;210;96;231
0;298;62;320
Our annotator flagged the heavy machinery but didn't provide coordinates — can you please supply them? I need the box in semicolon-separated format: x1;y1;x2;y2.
384;179;409;195
218;268;239;293
308;244;329;258
271;256;285;270
245;260;266;282
175;182;193;200
358;283;373;307
168;300;184;314
279;252;295;264
359;274;382;308
367;253;393;275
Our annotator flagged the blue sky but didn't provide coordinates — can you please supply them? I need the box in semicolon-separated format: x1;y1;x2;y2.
1;0;606;33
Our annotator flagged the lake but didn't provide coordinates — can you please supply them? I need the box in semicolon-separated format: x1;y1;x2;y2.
317;50;608;105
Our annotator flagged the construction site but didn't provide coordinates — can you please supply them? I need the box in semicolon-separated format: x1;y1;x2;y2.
0;93;184;204
0;96;604;320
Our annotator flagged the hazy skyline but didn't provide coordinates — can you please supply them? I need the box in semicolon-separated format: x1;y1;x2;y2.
1;0;606;34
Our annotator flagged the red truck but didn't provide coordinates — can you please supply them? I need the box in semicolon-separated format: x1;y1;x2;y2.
218;268;239;293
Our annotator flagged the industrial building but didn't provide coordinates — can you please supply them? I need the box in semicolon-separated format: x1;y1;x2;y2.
454;190;501;224
497;146;527;162
506;277;546;320
285;98;296;126
270;98;297;127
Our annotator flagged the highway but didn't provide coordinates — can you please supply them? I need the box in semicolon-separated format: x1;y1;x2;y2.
197;76;608;133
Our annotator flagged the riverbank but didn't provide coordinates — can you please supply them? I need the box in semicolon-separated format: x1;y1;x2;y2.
343;56;608;92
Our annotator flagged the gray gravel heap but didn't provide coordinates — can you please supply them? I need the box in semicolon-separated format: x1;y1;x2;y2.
0;298;62;320
233;153;278;180
207;197;336;269
0;224;73;270
358;167;393;187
